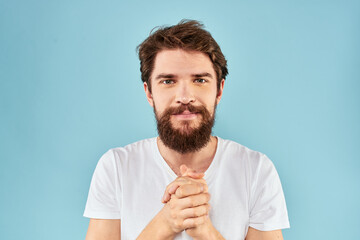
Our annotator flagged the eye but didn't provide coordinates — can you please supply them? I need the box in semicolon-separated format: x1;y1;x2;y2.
194;78;207;83
161;79;175;85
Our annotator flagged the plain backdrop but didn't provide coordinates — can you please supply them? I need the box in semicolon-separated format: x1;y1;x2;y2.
1;0;359;239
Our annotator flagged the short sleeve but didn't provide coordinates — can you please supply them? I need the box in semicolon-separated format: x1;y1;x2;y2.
83;149;121;219
249;154;290;231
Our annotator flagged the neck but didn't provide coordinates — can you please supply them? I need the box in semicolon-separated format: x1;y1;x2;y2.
157;136;218;176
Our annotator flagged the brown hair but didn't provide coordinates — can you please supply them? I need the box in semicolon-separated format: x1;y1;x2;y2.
137;19;228;92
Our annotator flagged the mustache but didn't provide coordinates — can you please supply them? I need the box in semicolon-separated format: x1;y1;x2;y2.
167;104;207;115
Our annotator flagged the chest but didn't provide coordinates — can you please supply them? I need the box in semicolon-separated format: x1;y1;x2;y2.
119;167;250;240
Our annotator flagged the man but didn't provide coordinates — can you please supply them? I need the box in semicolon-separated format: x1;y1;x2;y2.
84;20;290;239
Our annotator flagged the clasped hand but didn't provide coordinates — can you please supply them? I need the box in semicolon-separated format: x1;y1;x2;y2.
160;165;212;239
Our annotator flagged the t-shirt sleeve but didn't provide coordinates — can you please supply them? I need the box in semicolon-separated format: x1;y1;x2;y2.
249;154;290;231
83;149;121;219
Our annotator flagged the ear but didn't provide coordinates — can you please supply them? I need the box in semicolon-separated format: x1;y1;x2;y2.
216;79;225;105
144;82;154;107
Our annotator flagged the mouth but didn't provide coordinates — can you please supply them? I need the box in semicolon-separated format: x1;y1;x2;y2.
173;110;198;115
172;110;199;120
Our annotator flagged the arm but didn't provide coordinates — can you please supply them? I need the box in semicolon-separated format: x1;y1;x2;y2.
85;219;121;240
245;227;283;240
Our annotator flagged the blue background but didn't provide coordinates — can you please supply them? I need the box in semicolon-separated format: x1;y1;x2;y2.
1;0;359;239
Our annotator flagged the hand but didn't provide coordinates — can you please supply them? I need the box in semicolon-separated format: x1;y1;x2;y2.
162;165;208;204
158;165;210;236
159;186;211;235
164;165;224;240
138;165;222;240
137;165;211;239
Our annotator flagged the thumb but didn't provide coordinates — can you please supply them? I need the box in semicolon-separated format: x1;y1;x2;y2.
180;164;204;179
180;164;189;176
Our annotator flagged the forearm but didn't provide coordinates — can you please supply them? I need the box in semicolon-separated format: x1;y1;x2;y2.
192;229;225;240
201;227;225;240
136;210;175;240
245;227;283;240
186;219;225;240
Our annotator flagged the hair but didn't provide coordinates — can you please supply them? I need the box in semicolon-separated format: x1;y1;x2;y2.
137;19;228;92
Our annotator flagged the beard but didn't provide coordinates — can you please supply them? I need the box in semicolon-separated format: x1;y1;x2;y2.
154;103;216;154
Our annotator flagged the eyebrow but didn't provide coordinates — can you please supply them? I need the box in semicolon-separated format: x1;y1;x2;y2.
155;72;214;80
192;72;213;79
155;74;176;80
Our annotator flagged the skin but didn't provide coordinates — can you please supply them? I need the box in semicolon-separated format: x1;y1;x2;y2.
161;165;283;240
85;49;284;240
145;49;224;176
138;49;224;239
85;219;120;240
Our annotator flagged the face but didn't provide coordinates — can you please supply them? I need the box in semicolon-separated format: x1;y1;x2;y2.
144;49;224;153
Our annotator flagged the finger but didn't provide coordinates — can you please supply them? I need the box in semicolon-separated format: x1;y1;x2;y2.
162;177;193;203
180;164;204;179
175;183;205;198
177;192;211;209
180;164;188;175
182;215;208;229
180;204;210;219
162;175;206;203
162;183;181;203
186;171;205;179
174;178;208;195
162;175;207;203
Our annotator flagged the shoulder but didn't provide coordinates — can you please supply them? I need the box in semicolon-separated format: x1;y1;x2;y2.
217;137;275;173
97;138;156;168
106;137;156;158
218;137;268;162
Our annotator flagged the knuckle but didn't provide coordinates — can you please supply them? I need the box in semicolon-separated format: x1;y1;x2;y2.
183;218;194;228
169;201;176;209
198;206;206;216
192;208;199;216
199;216;205;224
179;177;189;183
198;178;207;184
206;204;211;213
167;182;175;190
176;187;183;197
200;206;207;215
197;184;203;193
195;208;202;216
174;220;182;229
195;216;205;226
189;197;197;207
197;196;206;205
186;179;193;185
205;193;211;201
170;210;177;219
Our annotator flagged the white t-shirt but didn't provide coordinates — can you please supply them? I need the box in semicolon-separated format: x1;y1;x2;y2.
84;137;290;239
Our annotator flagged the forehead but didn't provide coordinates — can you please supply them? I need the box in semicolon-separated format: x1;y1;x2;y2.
152;49;215;77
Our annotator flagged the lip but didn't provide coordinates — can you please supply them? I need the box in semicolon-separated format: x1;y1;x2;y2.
175;110;196;115
172;111;198;120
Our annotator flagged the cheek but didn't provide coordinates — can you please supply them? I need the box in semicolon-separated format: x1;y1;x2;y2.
200;91;217;105
152;96;169;114
153;90;174;105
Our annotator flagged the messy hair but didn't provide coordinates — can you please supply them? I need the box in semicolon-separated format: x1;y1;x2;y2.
137;19;228;92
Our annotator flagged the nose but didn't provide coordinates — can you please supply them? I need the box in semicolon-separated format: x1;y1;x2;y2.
175;81;195;105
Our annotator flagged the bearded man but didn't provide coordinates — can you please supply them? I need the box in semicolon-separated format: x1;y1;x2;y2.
84;20;290;240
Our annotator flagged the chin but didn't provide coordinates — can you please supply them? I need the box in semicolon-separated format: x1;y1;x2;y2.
172;122;200;132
